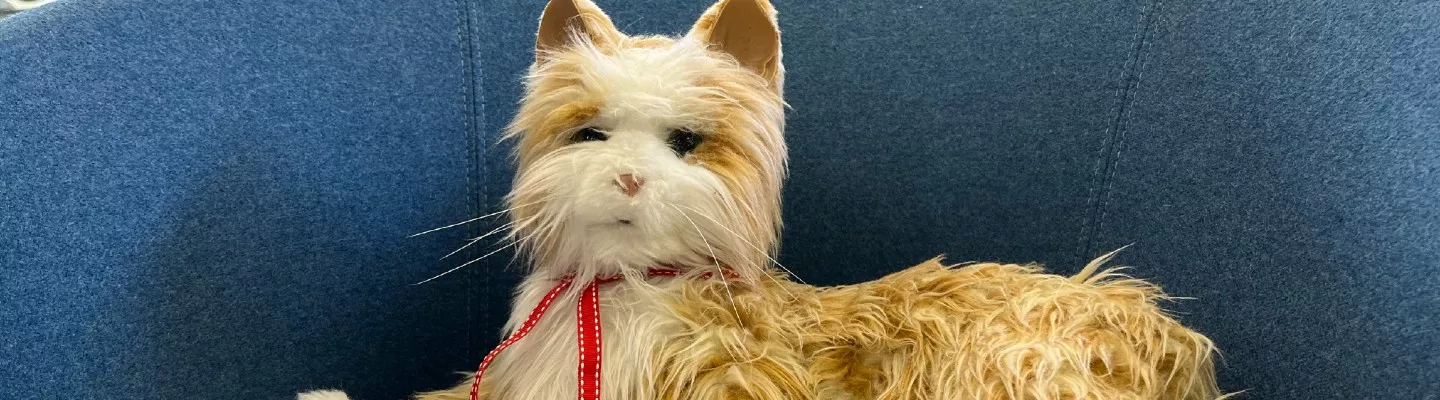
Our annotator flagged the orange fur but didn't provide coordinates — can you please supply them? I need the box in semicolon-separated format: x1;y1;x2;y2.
654;257;1226;400
410;0;1226;399
419;256;1227;400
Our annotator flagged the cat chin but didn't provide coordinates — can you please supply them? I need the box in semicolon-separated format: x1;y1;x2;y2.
567;227;700;268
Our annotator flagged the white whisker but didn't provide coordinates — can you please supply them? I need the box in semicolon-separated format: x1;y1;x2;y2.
676;203;806;285
512;206;567;264
671;203;801;302
411;228;545;286
667;203;746;333
409;198;551;238
441;218;529;260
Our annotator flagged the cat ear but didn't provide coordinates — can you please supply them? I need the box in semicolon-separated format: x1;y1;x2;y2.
688;0;783;87
535;0;622;59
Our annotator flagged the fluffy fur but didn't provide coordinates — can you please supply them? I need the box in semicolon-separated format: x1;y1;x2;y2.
413;256;1226;400
301;0;1225;398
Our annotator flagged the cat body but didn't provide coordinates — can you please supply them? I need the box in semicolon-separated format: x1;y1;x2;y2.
301;0;1223;398
413;257;1222;400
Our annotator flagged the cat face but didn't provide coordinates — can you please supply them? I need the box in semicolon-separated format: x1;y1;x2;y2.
504;0;785;278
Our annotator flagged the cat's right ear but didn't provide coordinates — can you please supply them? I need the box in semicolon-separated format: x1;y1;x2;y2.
535;0;622;60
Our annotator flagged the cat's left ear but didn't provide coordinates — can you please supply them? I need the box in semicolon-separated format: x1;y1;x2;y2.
688;0;783;90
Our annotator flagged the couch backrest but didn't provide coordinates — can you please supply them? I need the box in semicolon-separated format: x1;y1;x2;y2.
3;0;1436;398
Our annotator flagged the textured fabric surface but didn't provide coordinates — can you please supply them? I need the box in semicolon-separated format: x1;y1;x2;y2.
2;0;1437;399
0;0;500;398
1085;2;1440;397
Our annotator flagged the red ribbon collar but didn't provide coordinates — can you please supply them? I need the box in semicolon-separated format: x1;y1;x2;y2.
468;267;737;400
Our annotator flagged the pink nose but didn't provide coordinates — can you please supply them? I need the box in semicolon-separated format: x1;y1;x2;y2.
616;174;644;197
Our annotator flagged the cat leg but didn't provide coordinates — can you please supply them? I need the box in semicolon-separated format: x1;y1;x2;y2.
413;374;491;400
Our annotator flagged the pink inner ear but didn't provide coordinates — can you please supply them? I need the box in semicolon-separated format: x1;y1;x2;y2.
537;0;582;51
699;0;781;83
536;0;620;56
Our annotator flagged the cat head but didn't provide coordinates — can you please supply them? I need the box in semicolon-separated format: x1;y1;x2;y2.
504;0;786;280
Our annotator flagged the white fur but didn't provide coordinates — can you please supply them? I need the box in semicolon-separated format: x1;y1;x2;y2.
489;39;747;399
297;18;778;400
483;276;689;399
296;390;351;400
508;38;748;278
478;35;771;400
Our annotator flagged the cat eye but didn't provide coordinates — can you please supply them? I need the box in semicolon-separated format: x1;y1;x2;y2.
667;129;703;156
572;127;608;143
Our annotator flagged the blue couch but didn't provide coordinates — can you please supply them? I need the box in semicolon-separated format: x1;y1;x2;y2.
3;0;1436;398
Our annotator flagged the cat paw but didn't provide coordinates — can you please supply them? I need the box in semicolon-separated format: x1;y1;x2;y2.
297;389;351;400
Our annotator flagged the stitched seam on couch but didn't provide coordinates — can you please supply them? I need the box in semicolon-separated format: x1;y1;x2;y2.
469;0;493;362
452;0;484;364
1078;0;1164;259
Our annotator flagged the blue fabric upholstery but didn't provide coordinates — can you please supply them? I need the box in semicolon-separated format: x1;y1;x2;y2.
0;0;501;398
3;0;1436;398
